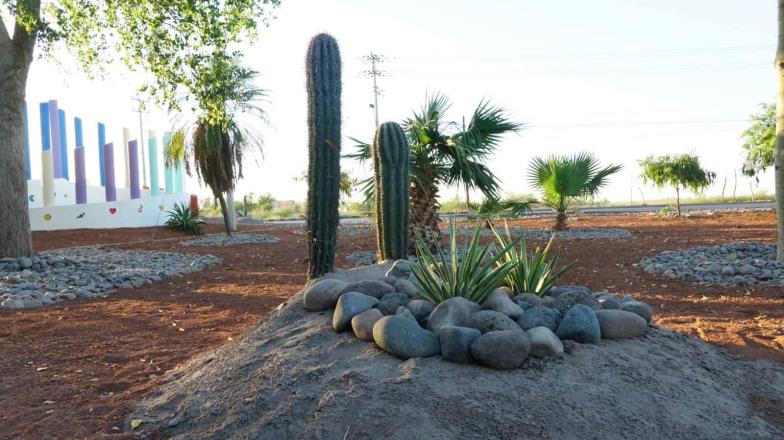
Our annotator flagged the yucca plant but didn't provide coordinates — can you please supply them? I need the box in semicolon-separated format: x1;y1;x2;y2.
164;203;205;235
491;224;574;296
410;222;515;304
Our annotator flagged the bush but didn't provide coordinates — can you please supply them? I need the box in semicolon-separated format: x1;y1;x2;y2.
491;224;574;296
410;222;515;304
164;203;205;235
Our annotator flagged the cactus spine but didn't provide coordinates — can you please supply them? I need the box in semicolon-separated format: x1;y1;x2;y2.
306;33;342;277
373;122;410;260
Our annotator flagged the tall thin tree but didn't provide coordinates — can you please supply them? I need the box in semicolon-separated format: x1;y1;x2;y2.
777;0;784;261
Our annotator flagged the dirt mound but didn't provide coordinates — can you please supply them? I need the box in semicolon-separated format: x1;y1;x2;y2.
129;265;784;440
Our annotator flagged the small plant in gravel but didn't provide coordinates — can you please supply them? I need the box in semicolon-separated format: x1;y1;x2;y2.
411;222;514;304
164;203;205;235
528;152;622;231
491;224;574;295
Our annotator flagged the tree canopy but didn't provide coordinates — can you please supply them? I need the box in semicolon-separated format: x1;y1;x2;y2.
638;154;715;192
741;103;776;180
2;0;280;124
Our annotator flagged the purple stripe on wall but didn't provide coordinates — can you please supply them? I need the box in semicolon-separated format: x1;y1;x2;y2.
104;143;116;202
74;147;87;204
129;140;141;199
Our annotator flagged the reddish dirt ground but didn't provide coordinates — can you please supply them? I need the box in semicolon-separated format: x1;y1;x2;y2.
1;212;783;439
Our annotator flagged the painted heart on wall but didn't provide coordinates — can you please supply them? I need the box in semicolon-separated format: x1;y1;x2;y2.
43;213;52;221
109;208;117;214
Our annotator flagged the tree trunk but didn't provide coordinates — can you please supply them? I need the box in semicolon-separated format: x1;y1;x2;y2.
675;187;681;217
0;12;36;257
553;211;568;231
410;176;441;252
226;190;237;232
216;192;232;237
777;0;784;261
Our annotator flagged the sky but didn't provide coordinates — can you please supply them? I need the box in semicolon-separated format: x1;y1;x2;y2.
16;0;779;204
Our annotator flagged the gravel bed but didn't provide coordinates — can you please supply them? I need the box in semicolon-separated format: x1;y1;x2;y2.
639;242;784;286
0;247;220;309
345;250;377;267
459;227;632;240
180;233;280;247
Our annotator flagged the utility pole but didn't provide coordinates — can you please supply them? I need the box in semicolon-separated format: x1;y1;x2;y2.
361;52;388;128
132;96;149;188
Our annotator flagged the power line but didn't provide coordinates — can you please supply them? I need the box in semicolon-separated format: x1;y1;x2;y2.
360;52;388;128
528;118;752;129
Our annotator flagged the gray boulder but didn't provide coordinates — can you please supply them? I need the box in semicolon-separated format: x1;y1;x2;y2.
514;293;543;306
598;295;622;310
595;309;648;339
552;290;601;315
426;297;481;332
470;330;531;370
622;295;636;303
340;280;395;299
540;296;556;308
302;279;347;311
482;289;524;319
438;325;482;364
556;304;601;344
373;315;440;359
547;285;590;299
516;300;535;312
351;309;384;341
621;301;653;324
377;292;409;315
406;299;435;324
525;326;564;358
394;278;421;298
332;292;379;332
385;259;412;279
396;306;418;322
517;306;562;332
464;310;521;333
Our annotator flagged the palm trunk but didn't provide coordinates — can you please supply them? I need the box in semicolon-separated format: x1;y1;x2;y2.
216;192;232;237
226;190;237;232
0;11;36;257
553;212;568;231
410;177;441;251
777;0;784;261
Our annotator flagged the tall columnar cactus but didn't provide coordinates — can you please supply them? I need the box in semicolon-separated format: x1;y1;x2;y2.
306;33;342;277
373;122;410;261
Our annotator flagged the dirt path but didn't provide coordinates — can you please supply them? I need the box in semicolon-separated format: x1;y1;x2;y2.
0;212;782;439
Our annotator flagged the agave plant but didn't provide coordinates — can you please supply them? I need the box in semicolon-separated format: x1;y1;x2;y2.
164;203;205;235
410;222;515;304
491;224;574;296
528;152;622;231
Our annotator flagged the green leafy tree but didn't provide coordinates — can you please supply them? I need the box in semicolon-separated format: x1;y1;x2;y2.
638;154;716;217
171;53;266;236
0;0;279;257
348;92;521;246
528;152;622;230
741;103;776;181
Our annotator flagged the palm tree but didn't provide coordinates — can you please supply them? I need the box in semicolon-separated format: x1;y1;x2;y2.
171;52;265;236
528;152;622;231
348;93;521;246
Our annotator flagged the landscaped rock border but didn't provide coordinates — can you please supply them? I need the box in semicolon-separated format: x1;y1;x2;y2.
459;227;633;240
180;233;280;247
0;246;220;309
302;260;653;370
640;242;784;286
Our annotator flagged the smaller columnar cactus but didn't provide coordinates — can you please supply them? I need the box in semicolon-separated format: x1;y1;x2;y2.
373;121;410;261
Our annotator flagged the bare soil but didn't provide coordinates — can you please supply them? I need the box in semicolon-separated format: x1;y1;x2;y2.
1;212;782;439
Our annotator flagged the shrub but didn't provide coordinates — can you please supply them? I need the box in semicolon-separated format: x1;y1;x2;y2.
491;224;574;296
164;203;205;235
410;222;514;304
